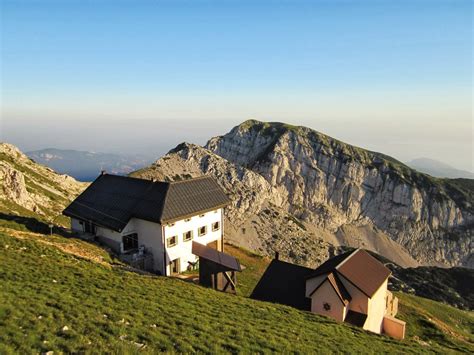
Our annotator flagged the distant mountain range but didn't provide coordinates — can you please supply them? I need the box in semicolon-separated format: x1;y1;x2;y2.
406;157;474;179
26;148;153;181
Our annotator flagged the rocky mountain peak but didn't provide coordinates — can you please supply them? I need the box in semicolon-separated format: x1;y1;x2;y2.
1;142;31;162
150;120;473;268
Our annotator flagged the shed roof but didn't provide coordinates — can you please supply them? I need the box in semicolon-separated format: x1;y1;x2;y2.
307;250;353;278
63;174;230;231
192;242;241;271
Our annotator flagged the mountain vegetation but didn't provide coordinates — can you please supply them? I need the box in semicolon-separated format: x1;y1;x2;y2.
389;265;474;311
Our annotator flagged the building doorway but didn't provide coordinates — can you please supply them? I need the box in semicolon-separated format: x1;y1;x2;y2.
170;258;180;275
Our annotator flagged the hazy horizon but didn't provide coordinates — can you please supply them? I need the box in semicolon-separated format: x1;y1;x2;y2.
1;0;472;172
3;117;473;173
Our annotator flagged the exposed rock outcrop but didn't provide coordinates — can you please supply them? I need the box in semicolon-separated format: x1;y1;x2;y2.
0;143;87;221
131;143;420;268
133;120;472;268
206;120;473;267
0;161;37;211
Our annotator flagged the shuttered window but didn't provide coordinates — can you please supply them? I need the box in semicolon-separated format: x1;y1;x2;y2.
167;235;178;247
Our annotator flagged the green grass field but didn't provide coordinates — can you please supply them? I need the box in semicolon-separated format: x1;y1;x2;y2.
0;227;473;353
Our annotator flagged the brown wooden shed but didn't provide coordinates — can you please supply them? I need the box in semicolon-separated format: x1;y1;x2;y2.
192;241;241;293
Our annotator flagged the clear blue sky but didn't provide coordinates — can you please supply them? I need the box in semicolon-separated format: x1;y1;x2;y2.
1;0;472;171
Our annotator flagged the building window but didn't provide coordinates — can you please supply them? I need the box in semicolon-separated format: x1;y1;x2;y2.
123;233;138;252
170;258;180;275
167;235;178;247
168;223;175;227
84;221;96;234
212;221;220;231
184;218;191;222
183;230;193;242
199;213;205;218
198;226;207;236
323;302;331;311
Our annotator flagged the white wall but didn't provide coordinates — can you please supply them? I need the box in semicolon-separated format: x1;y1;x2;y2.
71;217;123;253
71;218;84;232
339;275;369;315
70;208;223;275
95;224;124;253
310;280;346;322
365;279;388;334
128;218;164;273
163;208;223;274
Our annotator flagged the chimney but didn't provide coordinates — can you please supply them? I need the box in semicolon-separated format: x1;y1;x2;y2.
274;251;279;260
100;170;106;175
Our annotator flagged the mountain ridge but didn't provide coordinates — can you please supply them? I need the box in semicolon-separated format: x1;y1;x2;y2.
132;120;473;268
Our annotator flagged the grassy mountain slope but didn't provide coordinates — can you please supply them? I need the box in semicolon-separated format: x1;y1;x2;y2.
233;244;474;352
390;266;474;311
0;224;472;353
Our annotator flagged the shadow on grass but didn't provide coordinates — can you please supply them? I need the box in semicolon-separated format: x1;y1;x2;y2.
0;212;72;238
0;212;124;267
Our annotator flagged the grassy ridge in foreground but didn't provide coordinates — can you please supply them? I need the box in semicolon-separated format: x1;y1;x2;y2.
0;230;472;353
0;233;434;354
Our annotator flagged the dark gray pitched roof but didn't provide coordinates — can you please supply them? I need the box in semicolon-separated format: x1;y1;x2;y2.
306;250;354;279
63;174;230;231
250;259;313;311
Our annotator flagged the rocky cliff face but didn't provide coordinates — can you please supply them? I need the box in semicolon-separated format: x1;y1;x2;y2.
131;143;340;266
0;143;87;222
205;120;473;267
132;142;421;268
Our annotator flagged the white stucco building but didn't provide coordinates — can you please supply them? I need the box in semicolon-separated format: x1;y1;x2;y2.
64;174;230;276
